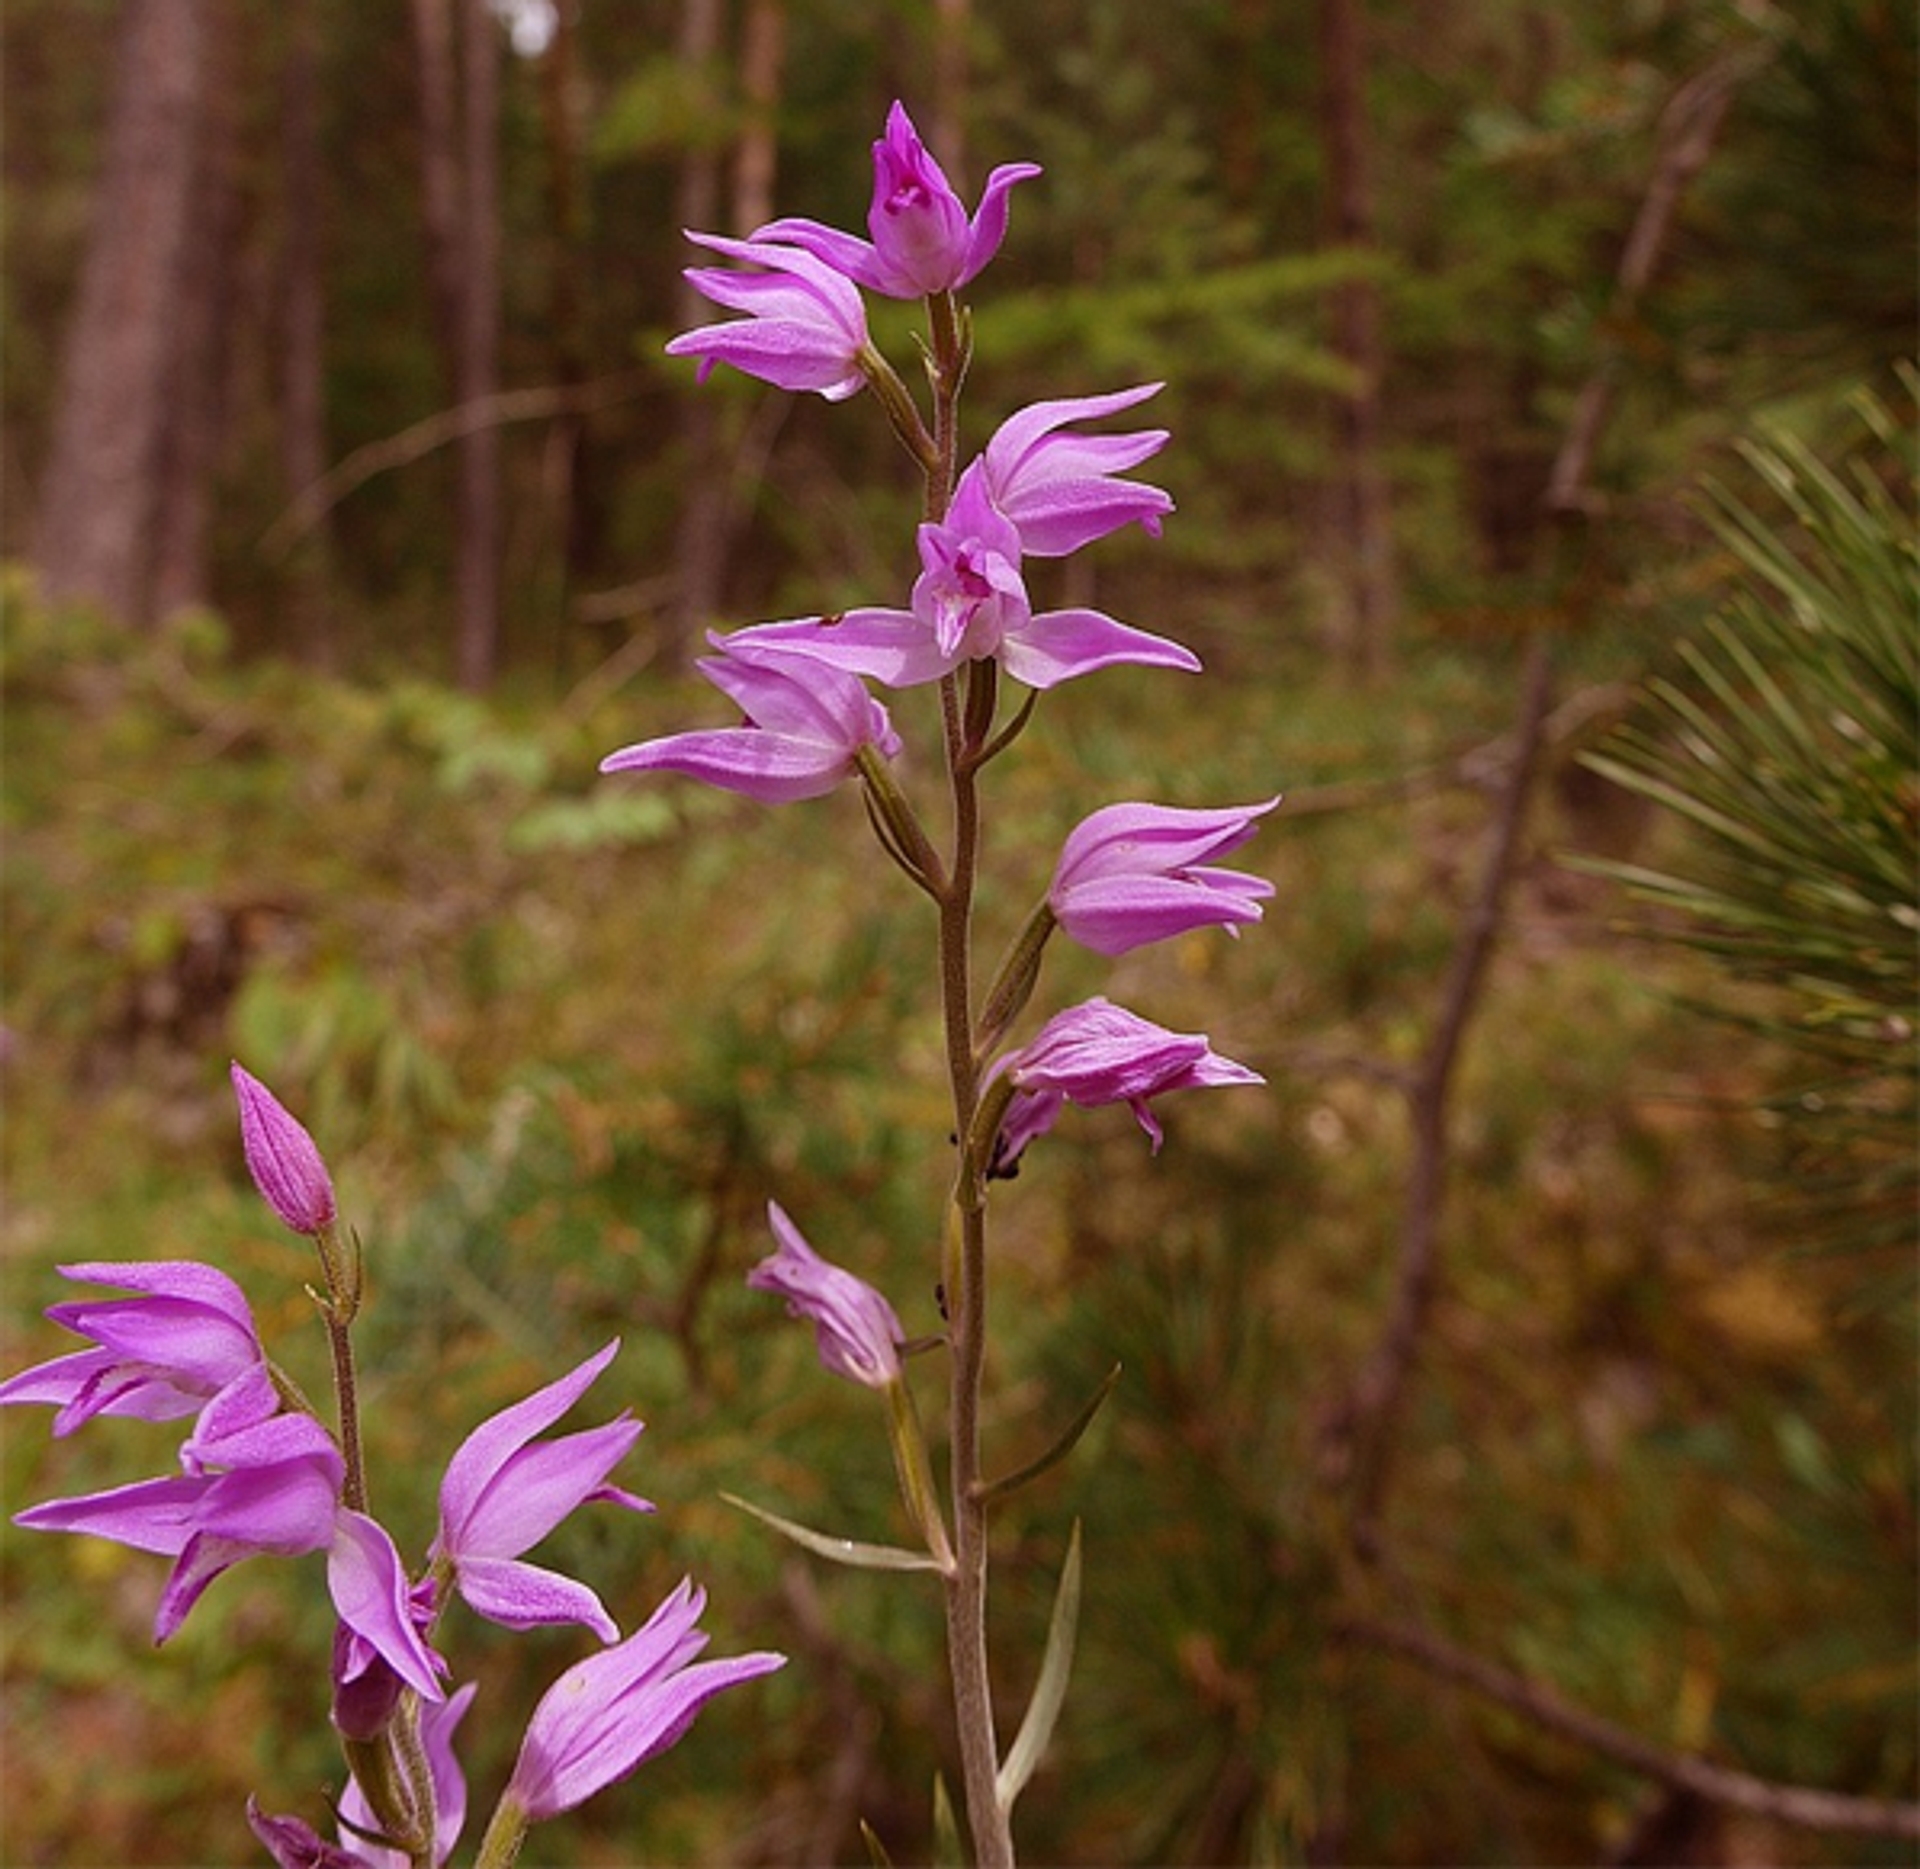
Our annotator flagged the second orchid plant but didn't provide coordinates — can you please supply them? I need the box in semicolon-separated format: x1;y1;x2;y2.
602;101;1277;1865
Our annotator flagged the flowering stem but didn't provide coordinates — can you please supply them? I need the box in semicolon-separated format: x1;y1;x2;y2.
926;385;1015;1855
313;1220;368;1514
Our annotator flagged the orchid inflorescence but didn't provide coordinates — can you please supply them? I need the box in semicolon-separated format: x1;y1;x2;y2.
4;100;1273;1869
4;1070;782;1869
610;99;1278;1865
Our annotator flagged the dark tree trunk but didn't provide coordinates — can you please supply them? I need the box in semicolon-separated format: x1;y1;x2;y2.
409;0;464;372
151;0;241;621
408;0;501;689
34;0;211;627
1318;0;1398;677
732;0;787;237
278;0;335;665
931;0;970;174
668;0;730;651
454;0;501;692
536;0;590;656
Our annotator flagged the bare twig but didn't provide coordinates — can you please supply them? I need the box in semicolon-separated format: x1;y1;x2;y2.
1547;41;1770;517
1341;1616;1920;1842
1317;632;1555;1535
259;371;650;553
1317;36;1767;1543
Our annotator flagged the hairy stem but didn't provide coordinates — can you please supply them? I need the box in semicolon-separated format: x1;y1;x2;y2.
921;285;1013;1865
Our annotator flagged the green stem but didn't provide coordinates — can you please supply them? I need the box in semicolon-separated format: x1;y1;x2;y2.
472;1793;530;1869
920;280;1014;1867
312;1221;368;1514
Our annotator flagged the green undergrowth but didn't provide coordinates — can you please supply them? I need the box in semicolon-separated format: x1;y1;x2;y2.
1;588;1911;1864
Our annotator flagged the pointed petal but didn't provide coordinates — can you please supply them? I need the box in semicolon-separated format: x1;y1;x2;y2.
955;161;1044;288
439;1343;620;1548
452;1418;645;1560
329;1510;445;1700
998;609;1200;690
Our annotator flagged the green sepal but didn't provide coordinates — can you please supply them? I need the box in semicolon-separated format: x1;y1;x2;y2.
975;1364;1122;1504
721;1492;944;1571
995;1518;1084;1815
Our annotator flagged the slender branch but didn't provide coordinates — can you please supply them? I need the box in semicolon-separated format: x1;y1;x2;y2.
1547;42;1769;518
1341;1616;1920;1842
1318;34;1768;1546
1319;633;1555;1540
259;371;650;552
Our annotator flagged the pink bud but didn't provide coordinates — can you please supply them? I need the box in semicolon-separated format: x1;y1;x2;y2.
230;1063;337;1234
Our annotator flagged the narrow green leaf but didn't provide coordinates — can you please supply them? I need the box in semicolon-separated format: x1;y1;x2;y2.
995;1519;1084;1815
931;1772;964;1868
976;1364;1122;1505
720;1493;943;1572
859;1819;895;1867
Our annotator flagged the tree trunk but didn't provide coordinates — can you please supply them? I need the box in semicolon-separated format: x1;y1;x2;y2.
536;0;590;667
409;0;464;374
151;0;242;622
454;0;501;691
668;0;730;651
1318;0;1398;678
732;0;787;236
931;0;970;174
34;0;210;628
279;0;335;666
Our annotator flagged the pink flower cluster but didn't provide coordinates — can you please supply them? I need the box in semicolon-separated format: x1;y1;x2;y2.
4;1069;782;1863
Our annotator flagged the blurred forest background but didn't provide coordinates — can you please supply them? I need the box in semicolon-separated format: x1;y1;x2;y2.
1;0;1914;1863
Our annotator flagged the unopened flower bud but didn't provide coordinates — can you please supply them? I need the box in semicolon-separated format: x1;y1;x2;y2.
230;1063;337;1234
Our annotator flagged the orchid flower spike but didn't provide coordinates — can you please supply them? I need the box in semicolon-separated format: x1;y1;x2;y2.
600;636;900;804
747;1202;905;1389
755;100;1041;300
1048;798;1280;957
667;234;876;401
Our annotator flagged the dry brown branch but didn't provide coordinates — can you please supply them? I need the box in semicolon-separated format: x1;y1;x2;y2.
1316;632;1555;1535
258;371;650;554
1341;1616;1920;1842
1317;36;1766;1542
1547;41;1771;517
